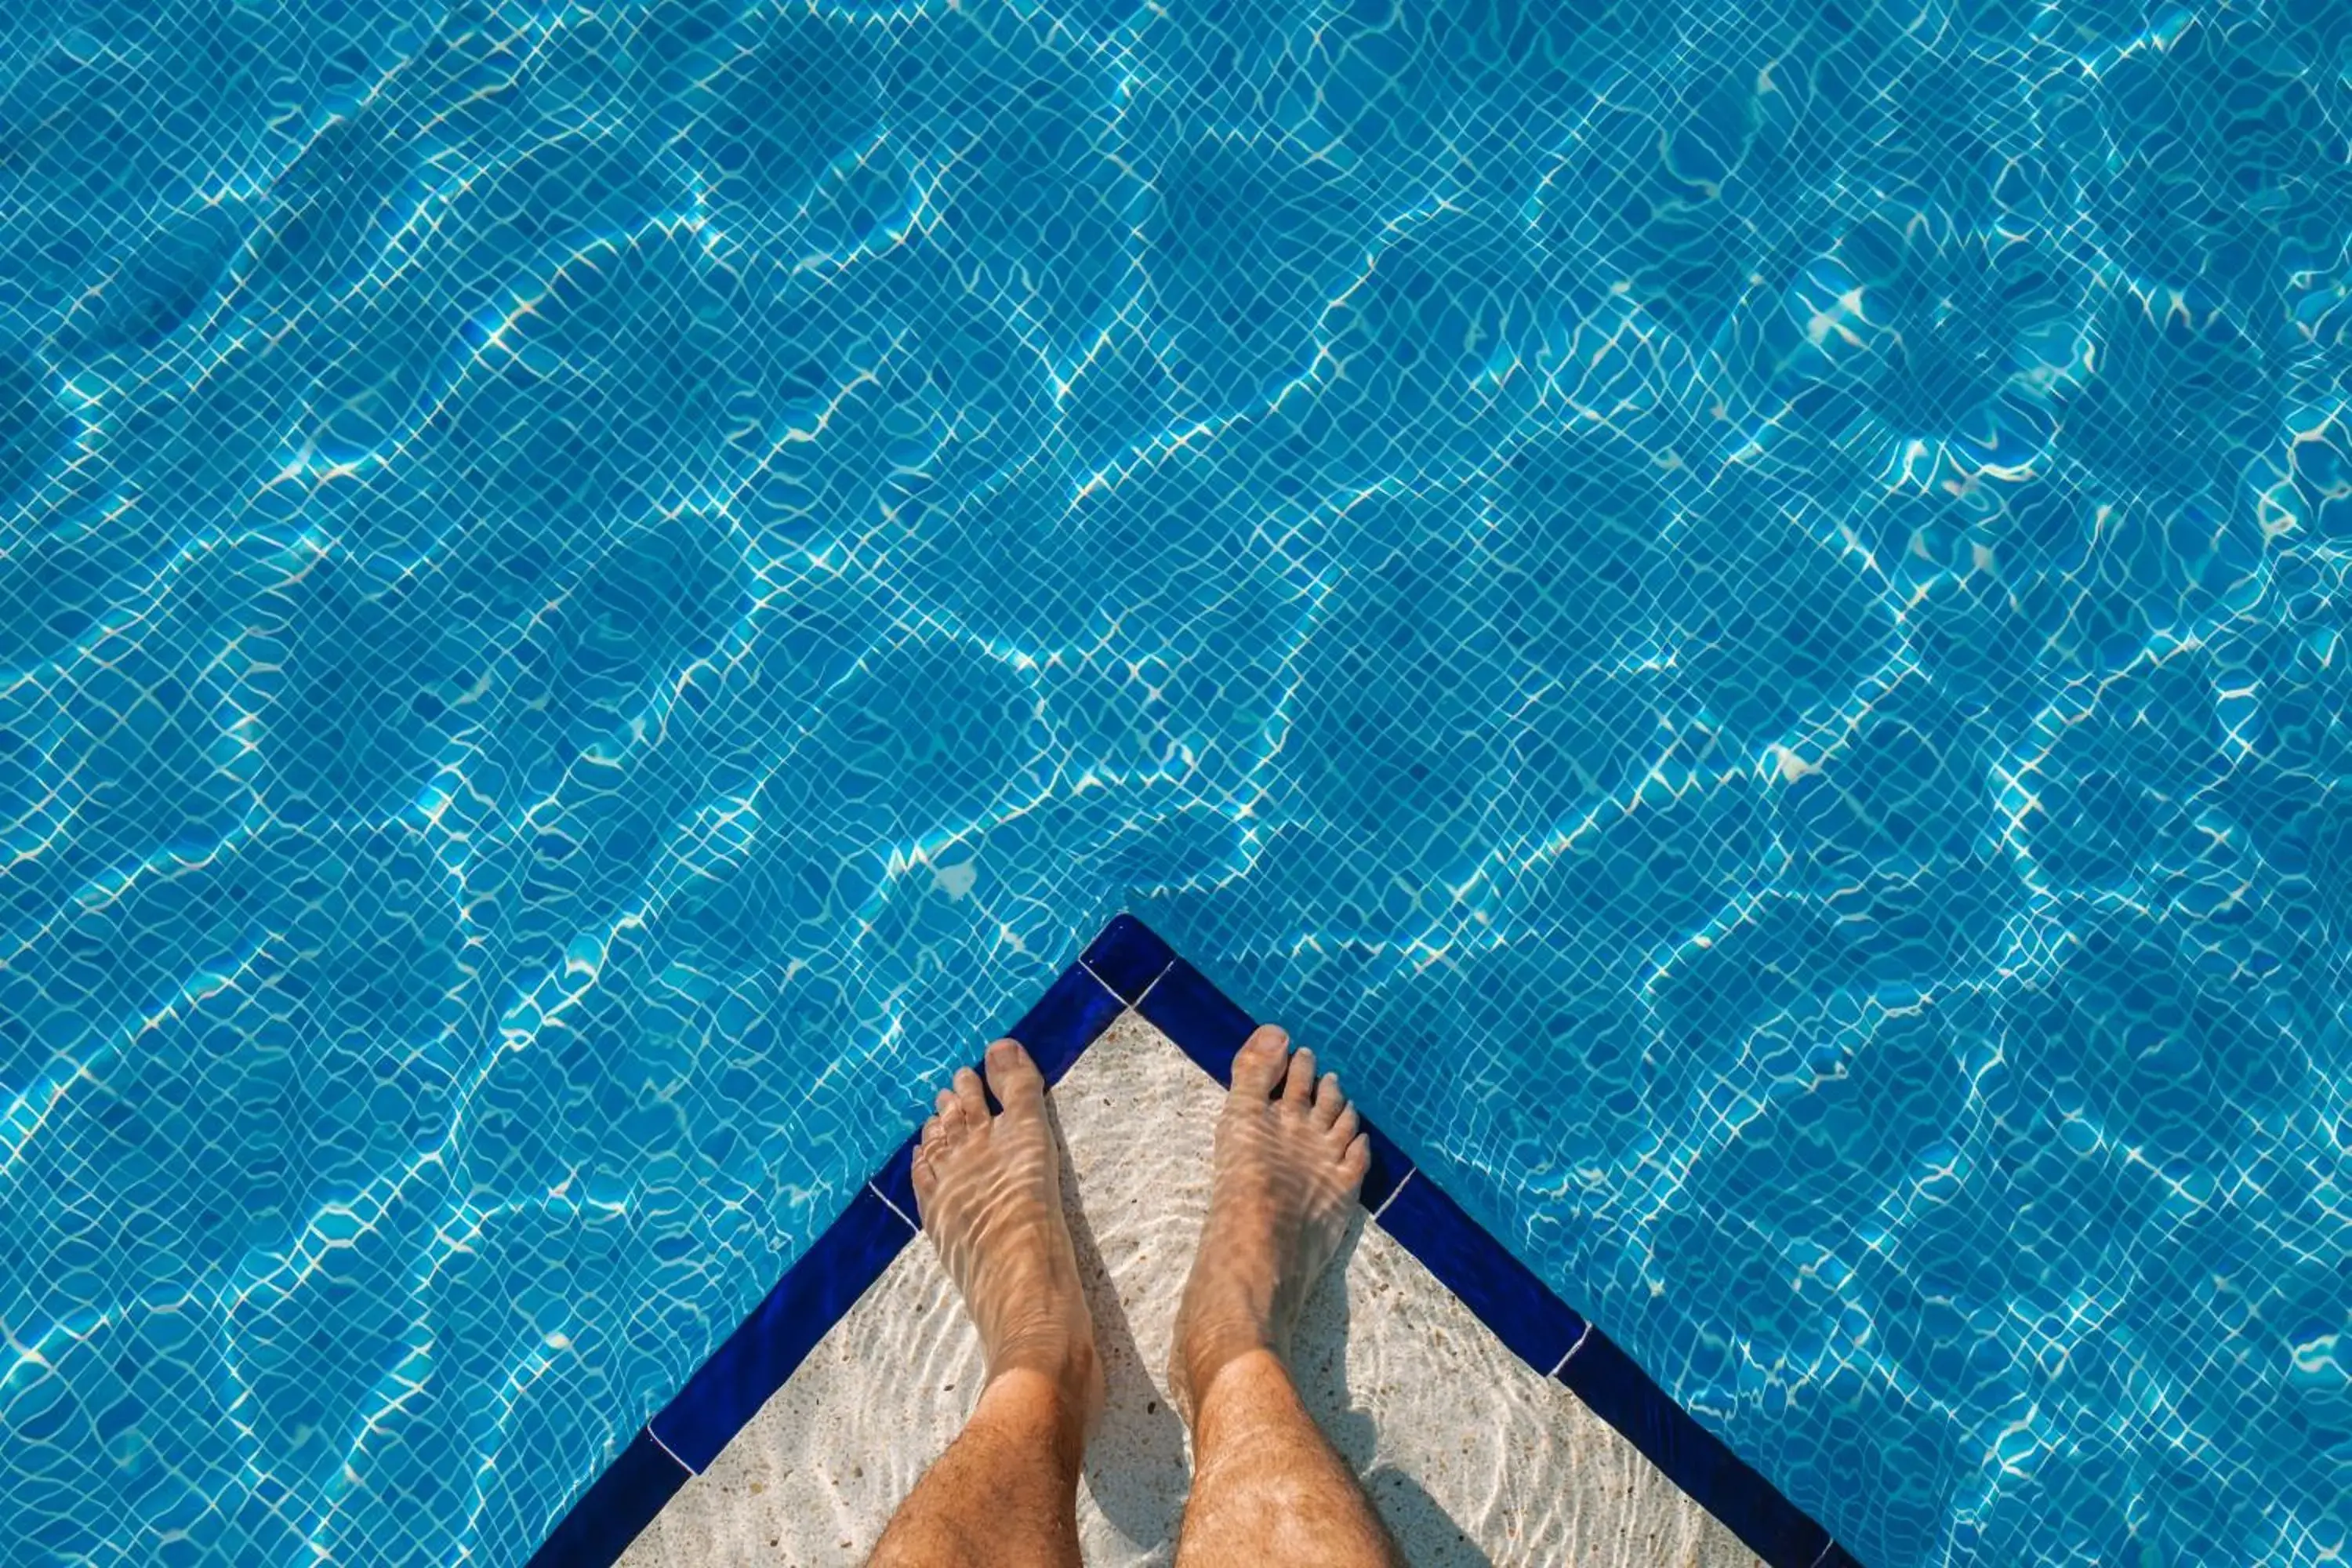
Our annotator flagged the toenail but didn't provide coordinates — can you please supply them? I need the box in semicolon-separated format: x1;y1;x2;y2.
986;1037;1019;1066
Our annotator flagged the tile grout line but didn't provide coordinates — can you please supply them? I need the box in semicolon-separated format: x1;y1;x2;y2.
866;1180;919;1235
1127;956;1175;1007
1076;953;1175;1008
1546;1319;1595;1380
643;1422;699;1479
1367;1166;1414;1221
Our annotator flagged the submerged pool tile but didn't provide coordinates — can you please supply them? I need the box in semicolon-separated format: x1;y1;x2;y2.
1372;1160;1586;1378
1079;912;1177;1003
1007;958;1128;1085
869;1136;920;1229
1359;1120;1415;1215
528;1428;691;1568
648;1185;916;1474
1558;1330;1830;1568
1136;958;1259;1083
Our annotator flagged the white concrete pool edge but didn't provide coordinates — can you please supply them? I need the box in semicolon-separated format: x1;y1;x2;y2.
616;1011;1760;1566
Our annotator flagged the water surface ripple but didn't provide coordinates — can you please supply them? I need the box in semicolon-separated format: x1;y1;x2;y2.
1;1;2348;1563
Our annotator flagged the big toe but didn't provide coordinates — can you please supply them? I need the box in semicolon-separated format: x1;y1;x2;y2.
982;1036;1045;1112
1229;1025;1289;1098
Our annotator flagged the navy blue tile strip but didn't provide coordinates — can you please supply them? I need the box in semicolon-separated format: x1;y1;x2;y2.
1007;956;1128;1086
869;1133;919;1230
534;915;1849;1568
525;1427;689;1568
1134;956;1255;1082
1371;1167;1585;1374
1559;1330;1830;1567
648;1183;916;1473
1078;911;1175;1002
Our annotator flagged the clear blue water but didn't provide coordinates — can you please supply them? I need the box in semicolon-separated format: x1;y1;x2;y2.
2;0;2348;1562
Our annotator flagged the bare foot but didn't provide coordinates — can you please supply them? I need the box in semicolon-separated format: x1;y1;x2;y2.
909;1037;1105;1431
1170;1025;1370;1425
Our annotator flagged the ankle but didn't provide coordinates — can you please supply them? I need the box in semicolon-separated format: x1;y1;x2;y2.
978;1362;1094;1473
1178;1322;1283;1427
1184;1345;1302;1443
989;1333;1102;1433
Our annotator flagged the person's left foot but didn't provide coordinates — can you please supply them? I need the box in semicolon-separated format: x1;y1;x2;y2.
909;1037;1105;1431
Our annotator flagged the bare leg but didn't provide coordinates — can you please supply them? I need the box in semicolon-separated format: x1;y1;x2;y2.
869;1038;1104;1568
1171;1025;1406;1568
866;1368;1085;1568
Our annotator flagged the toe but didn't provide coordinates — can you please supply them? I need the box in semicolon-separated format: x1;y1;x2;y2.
983;1036;1045;1112
1340;1131;1370;1185
910;1142;935;1202
1312;1072;1345;1129
1232;1025;1289;1100
1229;1025;1289;1098
1330;1102;1360;1148
1282;1044;1317;1107
952;1066;989;1123
934;1087;958;1119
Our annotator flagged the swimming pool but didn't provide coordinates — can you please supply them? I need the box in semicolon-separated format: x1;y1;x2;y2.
2;0;2346;1561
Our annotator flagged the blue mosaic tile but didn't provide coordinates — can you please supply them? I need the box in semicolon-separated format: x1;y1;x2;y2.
525;1428;689;1568
647;1185;915;1474
6;2;2347;1563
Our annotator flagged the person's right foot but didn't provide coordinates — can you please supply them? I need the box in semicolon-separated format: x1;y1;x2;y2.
1169;1025;1370;1425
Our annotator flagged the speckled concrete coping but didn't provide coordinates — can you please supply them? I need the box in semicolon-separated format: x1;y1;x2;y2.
531;916;1857;1568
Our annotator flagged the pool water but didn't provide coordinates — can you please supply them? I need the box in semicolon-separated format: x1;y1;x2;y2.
2;0;2348;1562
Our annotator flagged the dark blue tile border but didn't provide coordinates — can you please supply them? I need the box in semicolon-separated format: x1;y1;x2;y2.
1009;955;1131;1086
1372;1167;1585;1376
1135;956;1254;1082
1079;911;1175;1004
648;1185;916;1472
533;915;1855;1568
1559;1330;1832;1567
527;1428;688;1568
